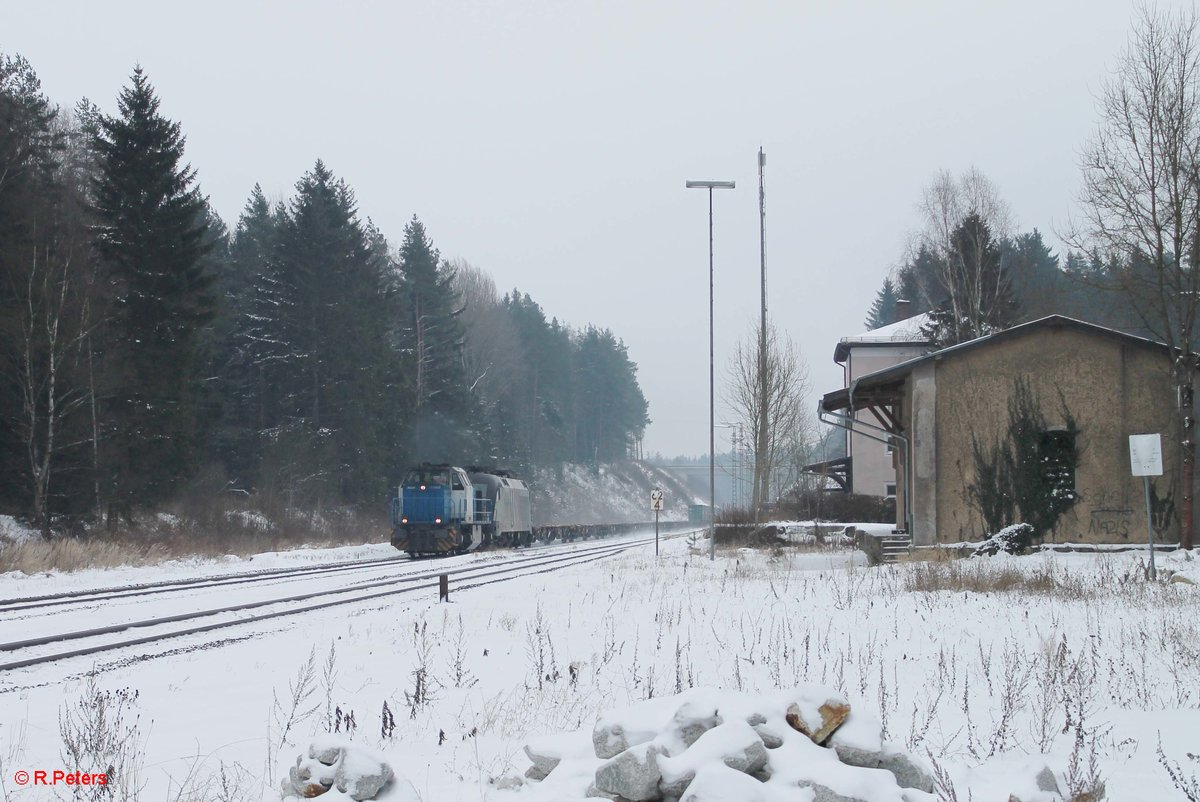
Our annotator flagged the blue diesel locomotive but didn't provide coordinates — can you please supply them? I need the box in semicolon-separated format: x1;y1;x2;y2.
389;464;533;556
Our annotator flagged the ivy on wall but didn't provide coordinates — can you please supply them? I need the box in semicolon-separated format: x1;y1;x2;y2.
967;377;1080;540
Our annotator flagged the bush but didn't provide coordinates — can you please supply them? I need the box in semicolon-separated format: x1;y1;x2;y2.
712;507;766;547
972;522;1036;556
774;490;896;524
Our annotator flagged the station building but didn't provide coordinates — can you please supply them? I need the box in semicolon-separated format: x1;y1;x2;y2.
817;315;1195;545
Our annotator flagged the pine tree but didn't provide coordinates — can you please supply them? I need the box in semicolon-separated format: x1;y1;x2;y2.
500;291;576;467
864;277;899;329
253;162;401;502
91;66;213;514
395;216;475;463
895;245;944;316
1004;230;1064;321
572;327;649;464
211;184;278;485
0;53;59;192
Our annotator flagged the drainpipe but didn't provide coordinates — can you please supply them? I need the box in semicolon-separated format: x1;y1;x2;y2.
818;386;914;536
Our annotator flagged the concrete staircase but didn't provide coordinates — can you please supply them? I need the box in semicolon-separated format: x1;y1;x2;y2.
880;531;913;563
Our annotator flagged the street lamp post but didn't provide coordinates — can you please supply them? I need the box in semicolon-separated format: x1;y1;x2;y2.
686;179;735;561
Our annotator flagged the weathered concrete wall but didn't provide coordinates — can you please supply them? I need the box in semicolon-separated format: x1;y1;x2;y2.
847;345;927;497
909;361;938;545
930;327;1179;543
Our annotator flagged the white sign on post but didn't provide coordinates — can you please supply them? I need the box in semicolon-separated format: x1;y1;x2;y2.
1130;433;1164;580
1129;434;1164;477
650;488;664;511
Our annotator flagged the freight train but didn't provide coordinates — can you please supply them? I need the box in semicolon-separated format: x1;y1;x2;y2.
389;464;533;556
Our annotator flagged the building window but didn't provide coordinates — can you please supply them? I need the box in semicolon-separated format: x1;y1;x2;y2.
885;483;897;499
1040;429;1076;497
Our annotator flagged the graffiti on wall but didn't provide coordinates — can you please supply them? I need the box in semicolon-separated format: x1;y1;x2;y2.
1087;487;1133;539
1088;510;1133;538
1086;482;1176;539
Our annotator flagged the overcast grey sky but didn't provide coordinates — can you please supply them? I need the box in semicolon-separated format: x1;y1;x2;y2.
5;0;1175;457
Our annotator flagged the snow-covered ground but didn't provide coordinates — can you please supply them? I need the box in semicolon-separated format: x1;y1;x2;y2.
0;535;1197;801
0;515;38;545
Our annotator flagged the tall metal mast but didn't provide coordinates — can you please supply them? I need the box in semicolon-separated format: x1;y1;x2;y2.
755;148;769;519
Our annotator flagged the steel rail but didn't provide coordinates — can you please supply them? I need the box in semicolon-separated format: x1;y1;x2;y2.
0;553;409;610
0;532;697;673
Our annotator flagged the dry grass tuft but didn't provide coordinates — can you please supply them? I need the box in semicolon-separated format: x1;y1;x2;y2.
0;500;388;575
897;545;964;564
902;558;1074;595
896;553;1179;602
0;537;171;574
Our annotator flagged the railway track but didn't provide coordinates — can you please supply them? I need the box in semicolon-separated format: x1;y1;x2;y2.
0;529;699;674
0;553;411;613
0;521;696;614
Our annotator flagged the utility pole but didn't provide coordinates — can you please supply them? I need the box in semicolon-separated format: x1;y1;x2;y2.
685;179;736;561
754;148;769;521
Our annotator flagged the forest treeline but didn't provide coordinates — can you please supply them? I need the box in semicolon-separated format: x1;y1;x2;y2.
0;56;649;535
862;170;1152;346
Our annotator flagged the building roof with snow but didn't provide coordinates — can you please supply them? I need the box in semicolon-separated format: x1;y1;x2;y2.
833;312;932;363
822;314;1178;413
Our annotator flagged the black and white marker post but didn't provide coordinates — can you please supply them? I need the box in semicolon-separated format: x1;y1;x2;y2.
1129;433;1164;580
651;488;664;556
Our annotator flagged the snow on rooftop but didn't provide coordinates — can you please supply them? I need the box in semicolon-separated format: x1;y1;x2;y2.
841;312;932;344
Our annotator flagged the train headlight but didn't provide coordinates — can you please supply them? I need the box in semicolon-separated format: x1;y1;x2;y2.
420;484;426;490
435;517;442;524
400;517;408;524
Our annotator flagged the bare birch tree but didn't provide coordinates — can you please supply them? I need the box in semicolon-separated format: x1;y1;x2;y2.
724;322;812;519
1;57;96;536
1074;5;1200;549
0;115;93;537
449;258;523;411
7;230;92;536
914;168;1017;345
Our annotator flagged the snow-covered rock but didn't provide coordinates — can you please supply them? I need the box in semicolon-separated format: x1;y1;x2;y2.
334;747;393;801
1034;765;1060;794
830;743;934;794
593;742;667;801
827;708;934;792
525;731;574;779
765;727;935;802
593;694;685;758
309;737;343;766
658;721;768;798
493;775;524;791
662;696;724;752
678;764;795;802
285;754;337;798
785;697;850;745
956;756;1066;802
585;780;621;800
530;687;937;802
282;739;410;802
